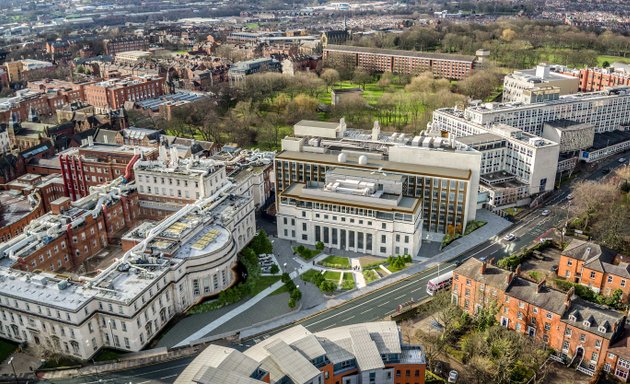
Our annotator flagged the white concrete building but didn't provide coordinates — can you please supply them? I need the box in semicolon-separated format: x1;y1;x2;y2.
503;64;579;104
0;163;255;360
278;168;423;257
276;120;481;236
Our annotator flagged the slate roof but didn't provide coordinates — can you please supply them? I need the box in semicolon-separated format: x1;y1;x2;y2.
563;239;630;278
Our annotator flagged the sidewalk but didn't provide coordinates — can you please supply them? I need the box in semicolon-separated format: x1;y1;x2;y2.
240;209;511;338
173;265;311;347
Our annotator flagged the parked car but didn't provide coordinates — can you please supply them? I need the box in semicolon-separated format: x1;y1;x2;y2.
503;233;516;241
566;193;574;200
448;370;459;383
541;209;551;216
619;157;627;163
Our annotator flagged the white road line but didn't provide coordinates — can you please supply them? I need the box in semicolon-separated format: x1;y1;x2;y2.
160;374;178;380
322;323;337;330
394;294;406;300
361;308;374;314
303;265;456;327
377;302;389;307
342;315;355;322
410;287;424;293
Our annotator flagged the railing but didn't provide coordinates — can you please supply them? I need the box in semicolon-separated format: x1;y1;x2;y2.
576;364;595;376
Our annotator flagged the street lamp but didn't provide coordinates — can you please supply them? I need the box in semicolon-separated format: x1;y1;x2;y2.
7;356;18;384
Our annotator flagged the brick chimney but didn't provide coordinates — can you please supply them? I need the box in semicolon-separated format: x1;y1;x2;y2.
515;264;522;276
564;286;575;313
537;279;546;293
488;257;495;265
481;260;487;275
506;271;514;285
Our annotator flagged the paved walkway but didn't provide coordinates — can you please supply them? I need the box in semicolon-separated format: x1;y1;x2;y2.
241;209;511;339
173;266;310;347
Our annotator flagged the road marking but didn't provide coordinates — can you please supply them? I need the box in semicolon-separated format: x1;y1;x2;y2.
342;315;355;322
411;287;424;293
160;374;178;380
377;302;389;307
394;294;406;300
361;308;374;314
322;323;337;330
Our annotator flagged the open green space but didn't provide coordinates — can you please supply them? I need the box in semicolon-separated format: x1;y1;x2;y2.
293;245;320;260
250;275;282;295
301;269;324;284
597;55;630;66
341;272;355;290
362;269;380;284
323;270;342;282
318;255;351;269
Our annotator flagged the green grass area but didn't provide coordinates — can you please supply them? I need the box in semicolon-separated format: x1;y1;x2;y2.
245;22;259;30
323;80;404;107
464;220;487;236
272;284;290;295
0;340;17;363
93;349;128;362
341;272;355;290
528;271;543;282
597;55;630;66
250;275;282;295
318;255;351;269
301;269;324;284
362;269;380;283
323;270;342;282
386;263;409;273
293;245;320;260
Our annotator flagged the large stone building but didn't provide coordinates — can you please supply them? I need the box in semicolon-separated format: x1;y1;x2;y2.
323;44;481;79
453;258;630;380
275;120;481;244
175;321;426;384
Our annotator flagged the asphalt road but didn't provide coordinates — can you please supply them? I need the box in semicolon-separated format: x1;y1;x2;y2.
47;154;628;384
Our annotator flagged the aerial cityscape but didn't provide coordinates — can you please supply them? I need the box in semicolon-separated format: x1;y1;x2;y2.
0;0;628;383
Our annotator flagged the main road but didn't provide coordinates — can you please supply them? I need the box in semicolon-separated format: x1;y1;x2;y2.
47;155;628;384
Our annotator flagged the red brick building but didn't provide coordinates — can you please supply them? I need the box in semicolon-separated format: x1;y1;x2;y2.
558;239;630;301
323;44;477;80
104;37;149;55
453;258;630;379
59;143;157;201
83;76;165;111
562;68;630;92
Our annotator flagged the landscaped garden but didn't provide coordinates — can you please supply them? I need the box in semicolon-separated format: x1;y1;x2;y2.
341;272;355;290
385;254;412;273
293;244;321;260
318;255;351;269
363;269;380;284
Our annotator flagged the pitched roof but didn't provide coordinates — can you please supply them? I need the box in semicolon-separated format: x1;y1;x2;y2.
506;277;568;315
454;258;513;291
561;297;624;340
563;239;630;278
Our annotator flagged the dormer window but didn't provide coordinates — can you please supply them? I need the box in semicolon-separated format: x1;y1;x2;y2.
599;326;608;333
583;320;591;327
569;315;577;322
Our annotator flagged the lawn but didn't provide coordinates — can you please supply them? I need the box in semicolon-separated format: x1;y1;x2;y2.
341;272;355;290
386;262;409;273
0;340;17;363
363;269;380;284
251;275;282;295
293;245;320;260
597;55;630;66
301;269;324;284
323;270;342;282
323;79;404;106
318;255;351;269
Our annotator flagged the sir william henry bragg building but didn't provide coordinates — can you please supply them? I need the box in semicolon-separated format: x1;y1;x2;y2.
275;119;482;258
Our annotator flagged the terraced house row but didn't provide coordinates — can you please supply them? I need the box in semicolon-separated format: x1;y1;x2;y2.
453;258;630;381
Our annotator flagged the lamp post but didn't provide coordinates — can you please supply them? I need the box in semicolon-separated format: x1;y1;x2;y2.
7;356;18;384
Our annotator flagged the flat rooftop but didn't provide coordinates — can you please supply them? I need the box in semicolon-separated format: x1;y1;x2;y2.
276;150;472;180
591;130;630;150
324;44;476;63
0;191;33;227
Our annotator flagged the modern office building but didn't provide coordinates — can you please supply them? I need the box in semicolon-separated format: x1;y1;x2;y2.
433;87;630;137
323;44;480;79
276;120;481;241
453;258;630;380
503;64;579;103
175;321;426;384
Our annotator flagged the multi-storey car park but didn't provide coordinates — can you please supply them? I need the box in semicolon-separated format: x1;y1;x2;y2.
275;120;482;254
0;150;257;360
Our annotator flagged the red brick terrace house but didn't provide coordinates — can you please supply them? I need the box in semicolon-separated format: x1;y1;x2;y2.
558;239;630;301
453;258;630;380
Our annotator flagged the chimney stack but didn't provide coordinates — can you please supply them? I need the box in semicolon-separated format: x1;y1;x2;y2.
537;279;546;293
515;264;522;276
506;271;514;285
480;260;487;274
564;286;575;312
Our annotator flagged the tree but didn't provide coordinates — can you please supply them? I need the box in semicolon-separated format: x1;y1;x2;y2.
352;69;371;89
315;241;325;251
290;288;302;302
285;94;319;123
602;60;611;68
501;28;517;42
321;68;340;91
456;69;501;100
377;72;393;90
288;297;297;308
269;264;280;274
250;230;273;255
319;280;337;294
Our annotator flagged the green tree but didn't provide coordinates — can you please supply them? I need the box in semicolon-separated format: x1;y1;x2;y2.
321;68;340;91
315;241;325;251
269;264;279;274
319;280;337;294
251;230;273;255
352;68;372;89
